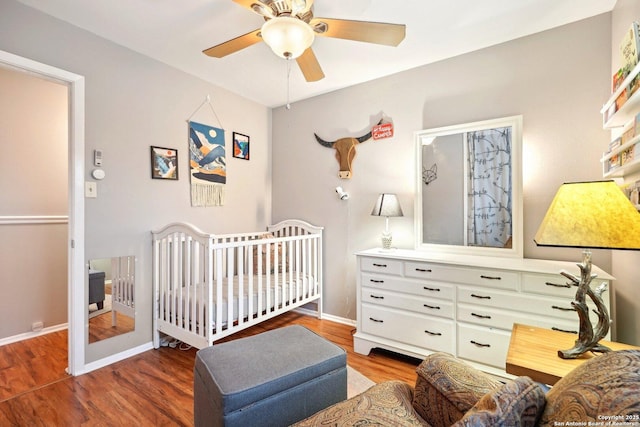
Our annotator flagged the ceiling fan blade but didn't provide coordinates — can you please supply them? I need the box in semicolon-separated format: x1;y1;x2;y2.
203;29;262;58
310;18;405;46
296;47;324;82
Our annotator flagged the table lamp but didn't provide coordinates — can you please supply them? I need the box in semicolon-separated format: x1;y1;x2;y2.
371;193;403;249
534;180;640;359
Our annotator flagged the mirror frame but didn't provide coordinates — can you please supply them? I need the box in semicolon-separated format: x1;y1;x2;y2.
414;115;523;258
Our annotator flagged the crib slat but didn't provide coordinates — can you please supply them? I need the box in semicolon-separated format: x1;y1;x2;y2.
237;245;244;327
214;248;223;338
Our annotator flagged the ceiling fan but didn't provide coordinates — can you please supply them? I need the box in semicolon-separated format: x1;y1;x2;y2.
203;0;406;82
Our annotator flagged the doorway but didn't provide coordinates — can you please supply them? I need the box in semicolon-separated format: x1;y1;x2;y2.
0;49;85;375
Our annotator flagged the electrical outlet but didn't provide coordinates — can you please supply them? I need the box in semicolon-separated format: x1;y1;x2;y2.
85;182;97;198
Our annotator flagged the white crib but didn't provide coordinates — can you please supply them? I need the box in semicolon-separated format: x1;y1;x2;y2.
111;255;135;326
151;219;323;349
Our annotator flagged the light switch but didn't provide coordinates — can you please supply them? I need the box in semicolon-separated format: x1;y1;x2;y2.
85;182;97;198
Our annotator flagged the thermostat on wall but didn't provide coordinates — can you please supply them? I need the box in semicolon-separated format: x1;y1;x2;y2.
94;149;103;166
91;168;105;180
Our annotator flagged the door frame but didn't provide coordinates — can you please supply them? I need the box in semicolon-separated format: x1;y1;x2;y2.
0;49;85;375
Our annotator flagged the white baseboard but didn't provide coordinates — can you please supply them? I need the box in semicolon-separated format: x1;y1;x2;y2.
293;307;356;327
0;323;68;347
321;312;356;327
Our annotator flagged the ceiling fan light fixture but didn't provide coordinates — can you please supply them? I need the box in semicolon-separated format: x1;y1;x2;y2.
261;16;314;59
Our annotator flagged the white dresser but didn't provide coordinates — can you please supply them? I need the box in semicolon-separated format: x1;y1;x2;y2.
354;248;614;377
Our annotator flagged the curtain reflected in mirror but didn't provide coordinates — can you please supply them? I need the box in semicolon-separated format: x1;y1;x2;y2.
88;256;135;344
466;126;512;248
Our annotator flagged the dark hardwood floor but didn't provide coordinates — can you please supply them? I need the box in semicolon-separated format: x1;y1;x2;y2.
88;311;135;343
0;311;421;426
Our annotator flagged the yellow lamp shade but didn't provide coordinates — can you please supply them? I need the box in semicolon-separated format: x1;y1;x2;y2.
534;180;640;250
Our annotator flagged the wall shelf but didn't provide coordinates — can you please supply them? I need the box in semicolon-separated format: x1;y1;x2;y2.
601;61;640;129
601;134;640;177
601;61;640;178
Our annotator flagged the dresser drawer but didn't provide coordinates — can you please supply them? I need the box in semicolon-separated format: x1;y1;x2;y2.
361;273;454;300
362;287;454;318
405;262;518;291
521;273;576;298
522;273;610;302
457;324;511;368
457;303;579;334
360;257;403;275
361;304;454;353
457;286;582;320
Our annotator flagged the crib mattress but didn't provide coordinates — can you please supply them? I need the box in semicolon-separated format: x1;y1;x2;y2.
160;273;315;326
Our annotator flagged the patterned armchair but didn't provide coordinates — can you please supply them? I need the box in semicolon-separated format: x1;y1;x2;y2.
294;350;640;426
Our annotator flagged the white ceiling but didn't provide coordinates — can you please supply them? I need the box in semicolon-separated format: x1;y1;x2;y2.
17;0;616;108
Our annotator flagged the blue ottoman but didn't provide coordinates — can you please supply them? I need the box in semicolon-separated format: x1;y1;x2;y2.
194;325;347;427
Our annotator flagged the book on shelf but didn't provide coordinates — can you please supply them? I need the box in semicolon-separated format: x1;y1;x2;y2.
616;88;629;111
609;137;622;151
613;68;628;92
609;152;622;171
621;122;636;145
621;21;640;70
622;146;636;165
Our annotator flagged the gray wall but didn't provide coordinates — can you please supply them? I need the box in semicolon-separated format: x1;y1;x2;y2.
0;0;272;361
272;14;612;322
0;67;68;338
610;0;640;346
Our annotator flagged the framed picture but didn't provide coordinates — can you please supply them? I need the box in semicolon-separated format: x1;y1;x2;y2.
150;146;178;180
232;132;250;160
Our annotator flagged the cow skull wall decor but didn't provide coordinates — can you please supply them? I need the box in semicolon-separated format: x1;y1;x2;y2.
315;119;385;179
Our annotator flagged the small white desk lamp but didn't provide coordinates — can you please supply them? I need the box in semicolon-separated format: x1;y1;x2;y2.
371;193;403;249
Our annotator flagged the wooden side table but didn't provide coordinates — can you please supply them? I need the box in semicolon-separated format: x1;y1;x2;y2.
506;323;640;385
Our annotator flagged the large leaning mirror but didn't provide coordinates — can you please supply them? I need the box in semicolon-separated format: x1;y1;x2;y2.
88;255;136;343
415;115;523;258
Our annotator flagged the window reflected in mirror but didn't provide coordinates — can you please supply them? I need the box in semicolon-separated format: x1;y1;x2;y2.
88;256;135;343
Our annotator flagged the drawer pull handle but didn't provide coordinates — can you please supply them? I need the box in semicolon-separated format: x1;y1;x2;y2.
470;340;491;348
423;286;441;292
369;279;384;284
471;313;491;319
424;330;442;336
369;317;384;323
372;263;388;268
552;327;578;334
552;305;576;312
423;304;441;310
480;275;501;280
545;281;571;289
470;294;491;300
415;268;432;273
370;294;384;300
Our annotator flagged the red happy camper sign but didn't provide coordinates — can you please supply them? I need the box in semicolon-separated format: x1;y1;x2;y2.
372;122;394;140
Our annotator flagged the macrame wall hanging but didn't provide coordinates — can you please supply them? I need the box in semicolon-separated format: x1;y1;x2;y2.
187;95;226;207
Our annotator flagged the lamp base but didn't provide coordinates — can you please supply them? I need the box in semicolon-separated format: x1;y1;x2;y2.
381;231;392;250
557;250;611;359
558;343;611;359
